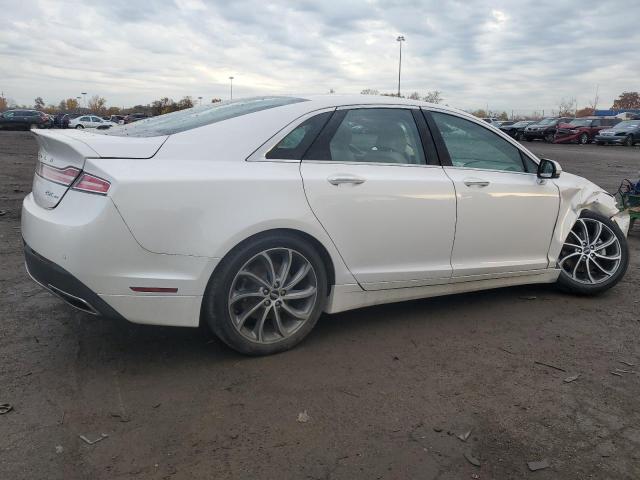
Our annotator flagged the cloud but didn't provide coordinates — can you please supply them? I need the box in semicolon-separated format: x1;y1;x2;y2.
0;0;638;113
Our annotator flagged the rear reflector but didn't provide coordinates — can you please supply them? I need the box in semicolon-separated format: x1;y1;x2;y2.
130;287;179;293
36;163;81;186
72;173;111;195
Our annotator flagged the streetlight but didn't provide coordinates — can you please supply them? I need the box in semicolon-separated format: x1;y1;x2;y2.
396;36;405;97
81;92;87;108
76;96;81;111
229;76;234;100
198;96;203;105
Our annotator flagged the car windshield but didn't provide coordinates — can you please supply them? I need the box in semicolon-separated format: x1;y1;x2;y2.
96;97;307;137
568;119;591;127
512;121;530;127
613;121;639;129
536;118;555;126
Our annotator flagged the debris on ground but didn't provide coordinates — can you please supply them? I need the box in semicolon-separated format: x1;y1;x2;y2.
0;210;7;216
433;427;443;433
0;403;13;414
619;360;636;367
110;413;130;423
534;361;566;372
458;430;471;442
610;371;623;377
527;459;550;471
563;374;580;383
297;411;310;423
79;433;109;445
392;355;400;361
596;440;616;457
55;445;64;454
464;451;481;467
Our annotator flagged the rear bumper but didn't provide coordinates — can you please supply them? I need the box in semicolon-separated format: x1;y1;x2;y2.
24;242;126;319
21;192;218;327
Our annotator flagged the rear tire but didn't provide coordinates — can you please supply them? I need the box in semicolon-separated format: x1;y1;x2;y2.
624;135;633;147
544;132;555;143
75;125;84;129
578;133;588;144
556;211;628;296
202;232;328;355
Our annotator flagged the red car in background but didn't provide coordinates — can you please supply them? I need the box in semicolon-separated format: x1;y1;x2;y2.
554;117;620;144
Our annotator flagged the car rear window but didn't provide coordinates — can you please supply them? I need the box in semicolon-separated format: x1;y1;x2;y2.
97;97;308;137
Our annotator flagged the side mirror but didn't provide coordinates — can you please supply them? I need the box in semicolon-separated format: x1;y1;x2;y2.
537;158;562;179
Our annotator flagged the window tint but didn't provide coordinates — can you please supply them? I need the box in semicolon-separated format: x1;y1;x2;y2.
96;97;307;137
431;112;526;172
3;112;15;118
266;111;332;160
313;109;425;165
79;116;90;121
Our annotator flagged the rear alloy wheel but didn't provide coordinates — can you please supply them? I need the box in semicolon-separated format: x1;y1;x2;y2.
556;211;628;295
204;234;327;355
544;132;555;143
75;124;84;129
624;135;633;147
515;132;523;141
578;133;589;144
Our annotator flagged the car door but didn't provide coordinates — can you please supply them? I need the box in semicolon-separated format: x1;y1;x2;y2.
425;109;560;277
300;106;457;290
90;116;102;128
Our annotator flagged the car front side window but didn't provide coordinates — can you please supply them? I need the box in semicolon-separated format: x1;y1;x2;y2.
430;112;526;173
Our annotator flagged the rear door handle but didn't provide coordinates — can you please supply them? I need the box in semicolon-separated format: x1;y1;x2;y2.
327;175;366;186
463;179;490;187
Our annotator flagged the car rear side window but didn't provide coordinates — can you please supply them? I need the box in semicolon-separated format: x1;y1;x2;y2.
431;112;526;172
266;111;332;160
305;108;426;165
96;97;308;137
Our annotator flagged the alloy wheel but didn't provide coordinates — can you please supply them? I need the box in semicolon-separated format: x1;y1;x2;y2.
558;218;622;285
579;133;588;144
228;248;318;344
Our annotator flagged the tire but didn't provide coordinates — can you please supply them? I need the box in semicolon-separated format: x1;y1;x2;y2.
578;133;588;145
556;210;629;296
624;135;633;147
75;124;84;129
525;136;533;142
203;232;328;355
515;132;523;141
544;132;555;143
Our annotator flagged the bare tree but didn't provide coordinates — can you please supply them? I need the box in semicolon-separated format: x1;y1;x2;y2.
34;97;45;110
87;95;107;114
360;88;379;95
588;86;599;111
407;92;421;100
557;97;577;117
423;90;443;104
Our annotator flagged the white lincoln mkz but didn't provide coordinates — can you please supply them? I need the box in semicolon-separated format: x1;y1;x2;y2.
22;96;630;355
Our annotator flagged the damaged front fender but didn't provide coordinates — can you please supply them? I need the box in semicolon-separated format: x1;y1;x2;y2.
548;172;628;266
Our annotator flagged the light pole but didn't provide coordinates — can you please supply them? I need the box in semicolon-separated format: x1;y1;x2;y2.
396;36;405;97
198;96;203;105
81;92;87;108
229;76;234;100
76;96;81;111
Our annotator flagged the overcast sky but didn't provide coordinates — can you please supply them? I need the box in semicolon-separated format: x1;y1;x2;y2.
1;0;638;113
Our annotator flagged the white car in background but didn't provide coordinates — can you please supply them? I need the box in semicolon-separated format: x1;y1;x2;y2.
69;115;116;129
22;96;630;355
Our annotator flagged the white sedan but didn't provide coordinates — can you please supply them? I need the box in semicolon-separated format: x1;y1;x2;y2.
22;96;630;355
69;115;116;129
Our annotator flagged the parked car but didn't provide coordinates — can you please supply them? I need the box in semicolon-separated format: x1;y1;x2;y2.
109;115;125;125
123;112;148;124
500;120;537;140
594;120;640;146
69;115;116;129
524;117;574;142
53;113;70;129
481;117;501;127
22;96;630;355
0;109;50;130
554;118;621;144
495;121;514;128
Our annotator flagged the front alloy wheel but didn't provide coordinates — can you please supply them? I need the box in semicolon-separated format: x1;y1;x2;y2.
557;211;628;295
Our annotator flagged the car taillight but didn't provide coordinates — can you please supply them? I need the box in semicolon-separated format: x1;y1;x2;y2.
72;173;111;195
36;162;81;186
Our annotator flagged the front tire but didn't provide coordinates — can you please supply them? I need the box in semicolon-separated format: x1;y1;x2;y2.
203;233;328;355
556;211;629;295
578;133;589;145
624;135;633;147
544;132;555;143
75;124;84;129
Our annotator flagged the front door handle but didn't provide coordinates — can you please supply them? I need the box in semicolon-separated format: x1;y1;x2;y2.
463;179;490;187
327;175;366;186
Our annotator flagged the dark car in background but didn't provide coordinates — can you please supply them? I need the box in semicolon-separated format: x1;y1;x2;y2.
0;109;50;130
123;112;149;124
594;120;640;146
554;118;620;144
524;117;574;142
53;113;70;129
500;120;536;140
109;115;125;124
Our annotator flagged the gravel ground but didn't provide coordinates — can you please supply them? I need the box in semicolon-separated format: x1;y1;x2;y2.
1;131;639;480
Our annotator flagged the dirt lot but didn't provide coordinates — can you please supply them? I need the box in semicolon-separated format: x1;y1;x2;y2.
1;131;639;480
